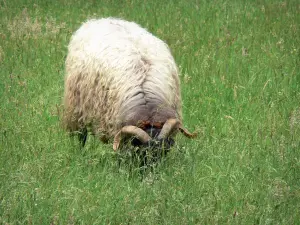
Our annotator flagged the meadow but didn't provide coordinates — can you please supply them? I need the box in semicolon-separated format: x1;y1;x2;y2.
0;0;299;224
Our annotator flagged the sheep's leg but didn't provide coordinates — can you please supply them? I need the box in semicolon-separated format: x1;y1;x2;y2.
78;127;88;147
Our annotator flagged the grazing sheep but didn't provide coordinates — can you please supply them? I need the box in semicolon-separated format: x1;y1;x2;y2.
63;18;196;151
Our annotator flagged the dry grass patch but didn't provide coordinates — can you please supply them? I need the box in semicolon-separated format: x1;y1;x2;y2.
0;46;3;62
6;8;66;40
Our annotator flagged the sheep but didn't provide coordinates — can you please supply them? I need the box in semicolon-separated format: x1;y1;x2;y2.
63;18;196;152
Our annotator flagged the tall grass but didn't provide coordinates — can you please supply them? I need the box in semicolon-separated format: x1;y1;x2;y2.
1;0;299;224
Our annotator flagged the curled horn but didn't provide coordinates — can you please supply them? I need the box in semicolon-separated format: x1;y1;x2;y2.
158;118;197;140
113;126;151;151
157;118;178;140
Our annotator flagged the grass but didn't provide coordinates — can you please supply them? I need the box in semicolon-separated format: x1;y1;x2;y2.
0;0;299;224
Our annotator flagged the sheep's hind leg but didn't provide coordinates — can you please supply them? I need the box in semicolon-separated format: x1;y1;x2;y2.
78;127;88;147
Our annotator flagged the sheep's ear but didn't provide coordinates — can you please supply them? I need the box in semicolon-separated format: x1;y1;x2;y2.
178;125;197;138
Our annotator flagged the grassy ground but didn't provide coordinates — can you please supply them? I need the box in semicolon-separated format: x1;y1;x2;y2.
1;0;299;224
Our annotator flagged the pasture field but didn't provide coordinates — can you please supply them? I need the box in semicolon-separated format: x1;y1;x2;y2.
0;0;299;224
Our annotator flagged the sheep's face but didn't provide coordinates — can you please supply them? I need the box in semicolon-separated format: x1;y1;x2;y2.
130;127;175;152
116;118;197;167
125;127;174;166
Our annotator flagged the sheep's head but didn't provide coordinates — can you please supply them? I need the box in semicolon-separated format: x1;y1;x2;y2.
113;119;196;153
130;125;175;153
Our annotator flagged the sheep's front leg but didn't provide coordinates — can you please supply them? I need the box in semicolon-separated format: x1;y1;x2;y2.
78;127;88;147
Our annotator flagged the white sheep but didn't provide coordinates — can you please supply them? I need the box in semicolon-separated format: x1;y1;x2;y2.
63;18;195;150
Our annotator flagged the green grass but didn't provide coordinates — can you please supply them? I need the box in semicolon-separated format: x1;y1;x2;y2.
1;0;299;224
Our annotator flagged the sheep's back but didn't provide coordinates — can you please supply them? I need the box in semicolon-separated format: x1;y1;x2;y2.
65;18;182;137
